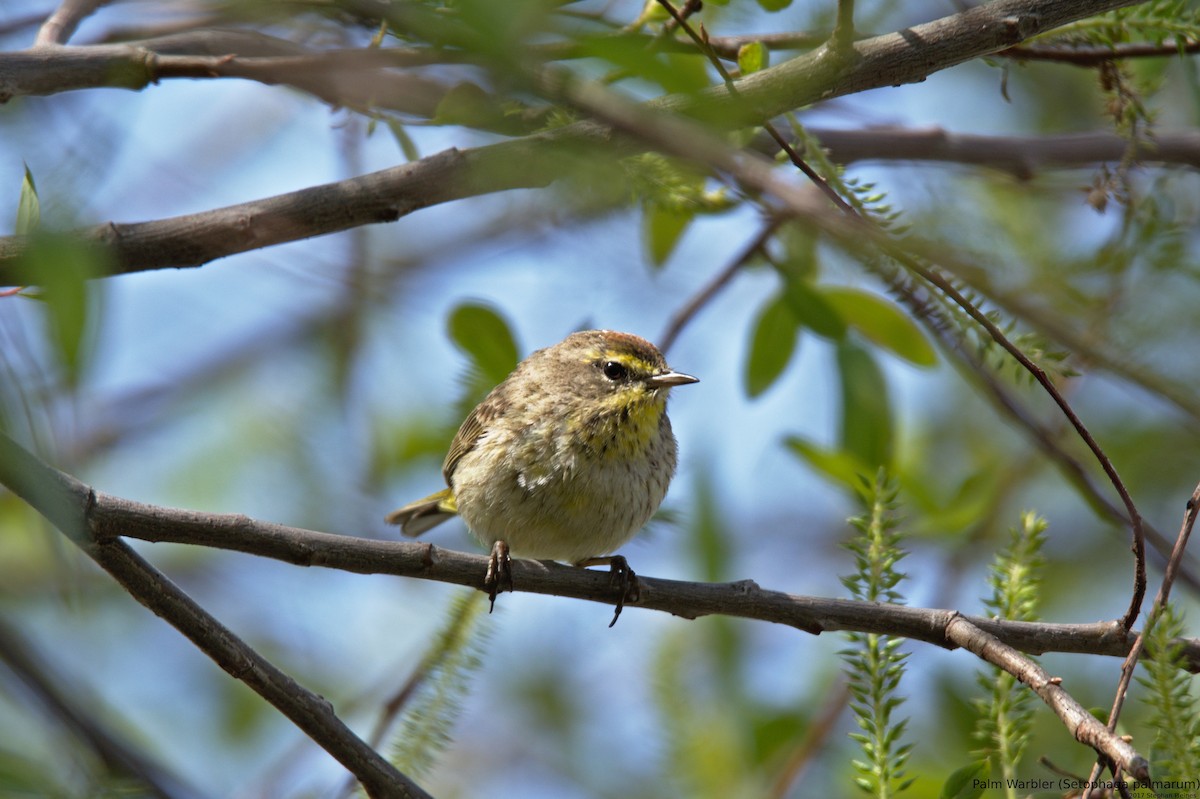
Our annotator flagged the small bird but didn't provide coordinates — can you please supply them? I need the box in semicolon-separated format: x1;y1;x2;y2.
386;329;697;623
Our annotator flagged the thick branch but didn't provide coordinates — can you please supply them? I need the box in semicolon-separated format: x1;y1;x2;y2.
0;34;457;118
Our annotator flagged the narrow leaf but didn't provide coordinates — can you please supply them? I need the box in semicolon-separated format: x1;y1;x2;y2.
744;293;799;397
939;762;988;799
386;120;420;162
822;287;937;367
836;339;893;469
16;165;39;235
20;236;106;387
782;279;846;339
784;435;866;491
643;206;693;267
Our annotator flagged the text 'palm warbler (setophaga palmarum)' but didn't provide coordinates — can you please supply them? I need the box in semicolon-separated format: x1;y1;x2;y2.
386;329;697;622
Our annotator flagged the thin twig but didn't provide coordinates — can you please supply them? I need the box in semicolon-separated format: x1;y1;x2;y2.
889;272;1198;592
899;258;1147;630
659;218;781;354
768;679;852;798
659;0;702;36
832;0;855;51
34;0;107;46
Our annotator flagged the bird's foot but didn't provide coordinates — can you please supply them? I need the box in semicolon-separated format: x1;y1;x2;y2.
577;554;640;627
484;540;513;612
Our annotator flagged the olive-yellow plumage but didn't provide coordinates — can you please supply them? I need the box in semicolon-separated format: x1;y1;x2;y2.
386;330;697;566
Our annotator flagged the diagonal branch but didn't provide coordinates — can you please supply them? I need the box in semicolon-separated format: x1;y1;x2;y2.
33;0;108;46
899;259;1147;630
945;614;1150;787
0;616;210;799
0;432;430;799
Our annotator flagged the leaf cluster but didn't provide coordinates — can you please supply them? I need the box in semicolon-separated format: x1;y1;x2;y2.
1137;604;1200;783
841;473;914;797
969;513;1047;795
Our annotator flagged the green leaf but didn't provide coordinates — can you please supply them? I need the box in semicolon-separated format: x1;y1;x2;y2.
575;35;706;95
19;235;105;387
447;303;519;386
939;762;988;799
821;287;938;367
663;52;713;95
782;280;846;339
386;119;420;162
643;205;693;267
391;593;490;779
774;221;818;281
744;293;800;397
784;435;867;491
756;0;793;10
433;82;502;129
836;339;892;469
16;165;39;235
737;42;768;75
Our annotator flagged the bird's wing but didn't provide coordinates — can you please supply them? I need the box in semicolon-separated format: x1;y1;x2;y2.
442;400;498;484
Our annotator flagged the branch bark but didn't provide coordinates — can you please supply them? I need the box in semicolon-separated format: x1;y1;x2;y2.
33;0;107;46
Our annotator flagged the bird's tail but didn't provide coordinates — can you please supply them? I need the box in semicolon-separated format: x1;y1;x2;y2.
385;487;458;537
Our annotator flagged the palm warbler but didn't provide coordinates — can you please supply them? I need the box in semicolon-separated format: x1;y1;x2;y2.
387;329;697;621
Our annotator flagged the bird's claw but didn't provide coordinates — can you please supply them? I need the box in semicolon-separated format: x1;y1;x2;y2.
607;555;640;628
484;540;513;612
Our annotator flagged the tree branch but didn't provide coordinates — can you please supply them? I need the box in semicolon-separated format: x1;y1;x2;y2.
1003;39;1200;65
0;616;210;799
0;432;430;799
0;143;555;278
802;127;1200;176
33;0;107;46
945;614;1150;787
0;0;1150;277
1;429;1195;672
0;429;1177;783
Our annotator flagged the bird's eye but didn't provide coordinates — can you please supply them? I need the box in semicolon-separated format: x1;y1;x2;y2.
602;360;628;381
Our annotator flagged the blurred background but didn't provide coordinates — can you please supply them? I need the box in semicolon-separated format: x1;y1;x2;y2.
3;0;1200;796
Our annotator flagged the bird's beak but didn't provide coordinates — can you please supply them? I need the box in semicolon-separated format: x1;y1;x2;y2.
646;370;699;388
